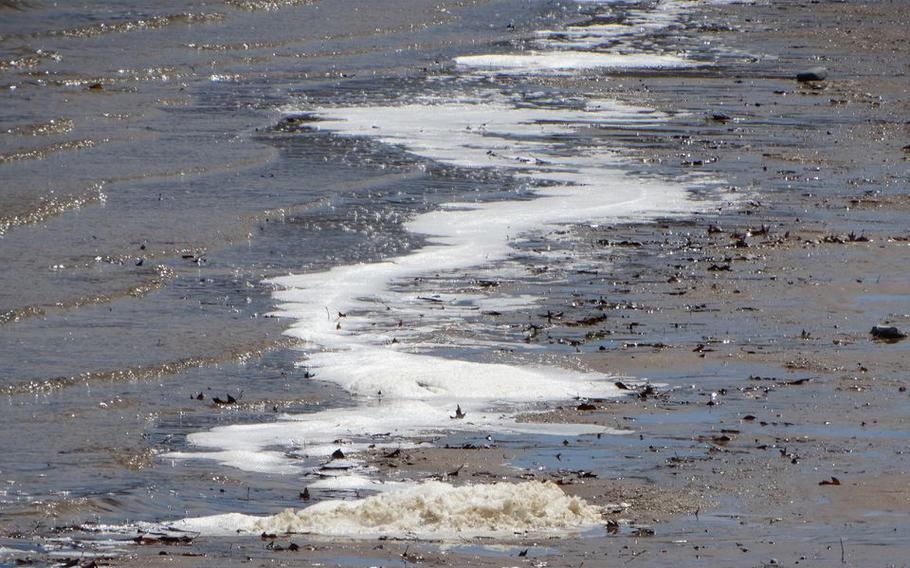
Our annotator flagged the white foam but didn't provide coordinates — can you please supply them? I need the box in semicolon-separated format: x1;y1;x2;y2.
159;0;726;539
171;512;260;536
164;449;300;475
474;294;541;312
271;99;696;361
172;481;602;538
306;349;618;402
166;0;722;493
306;474;407;492
456;0;698;73
165;96;706;476
276;98;693;340
455;51;691;74
534;0;688;50
172;385;621;474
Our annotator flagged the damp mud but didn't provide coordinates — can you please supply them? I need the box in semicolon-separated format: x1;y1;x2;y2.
1;0;908;567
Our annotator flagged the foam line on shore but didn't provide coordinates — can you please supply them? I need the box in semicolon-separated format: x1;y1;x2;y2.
454;51;691;73
534;0;687;50
165;0;716;514
163;95;704;477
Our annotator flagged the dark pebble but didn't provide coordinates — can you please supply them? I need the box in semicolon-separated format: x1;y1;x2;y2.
870;325;907;341
796;66;828;82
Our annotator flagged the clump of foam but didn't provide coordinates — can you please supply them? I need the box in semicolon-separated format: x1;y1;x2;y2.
454;51;692;74
534;0;688;50
173;481;602;538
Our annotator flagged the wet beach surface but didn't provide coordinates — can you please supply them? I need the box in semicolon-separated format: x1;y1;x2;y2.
1;0;560;525
1;0;909;566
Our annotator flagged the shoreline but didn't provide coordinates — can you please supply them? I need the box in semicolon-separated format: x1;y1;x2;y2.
1;0;908;566
169;0;907;563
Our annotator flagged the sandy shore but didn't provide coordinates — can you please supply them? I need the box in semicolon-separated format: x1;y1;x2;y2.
3;0;908;566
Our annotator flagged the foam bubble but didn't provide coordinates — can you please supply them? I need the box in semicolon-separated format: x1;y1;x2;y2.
172;481;602;538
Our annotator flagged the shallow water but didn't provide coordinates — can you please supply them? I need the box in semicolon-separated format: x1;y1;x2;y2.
0;0;732;555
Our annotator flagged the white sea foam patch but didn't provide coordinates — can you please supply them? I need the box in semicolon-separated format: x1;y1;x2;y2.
453;0;708;74
171;481;602;538
164;97;703;476
306;349;618;402
306;474;406;493
169;353;619;473
454;51;691;74
534;0;688;50
267;98;696;354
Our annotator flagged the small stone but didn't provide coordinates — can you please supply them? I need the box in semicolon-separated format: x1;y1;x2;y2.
796;66;827;82
870;325;907;341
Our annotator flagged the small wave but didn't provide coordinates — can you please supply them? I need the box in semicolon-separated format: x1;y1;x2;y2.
0;48;60;71
40;12;224;39
0;182;105;236
2;118;74;136
224;0;315;11
0;138;96;165
1;337;298;396
0;0;30;11
0;264;175;326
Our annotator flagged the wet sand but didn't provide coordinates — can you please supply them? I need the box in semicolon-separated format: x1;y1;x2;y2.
1;0;908;566
1;0;533;531
135;1;908;565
